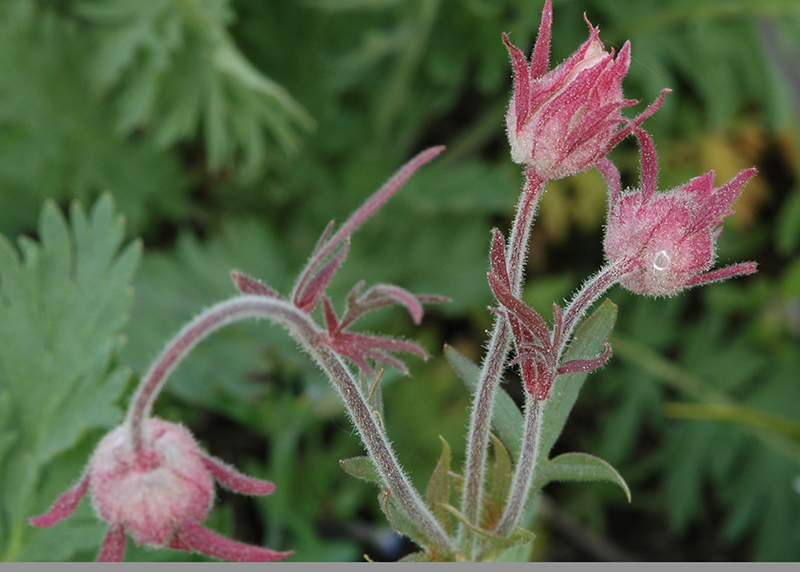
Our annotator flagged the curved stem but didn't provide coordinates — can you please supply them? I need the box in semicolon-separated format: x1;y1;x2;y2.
125;297;285;454
557;258;635;359
124;295;457;558
459;171;545;556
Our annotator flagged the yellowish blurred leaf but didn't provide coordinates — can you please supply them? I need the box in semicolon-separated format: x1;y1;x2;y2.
699;133;770;228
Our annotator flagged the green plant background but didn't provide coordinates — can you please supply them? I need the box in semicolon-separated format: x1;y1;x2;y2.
1;0;799;561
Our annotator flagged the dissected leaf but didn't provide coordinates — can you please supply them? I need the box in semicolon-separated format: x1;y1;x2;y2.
0;194;139;559
76;0;313;178
0;8;190;236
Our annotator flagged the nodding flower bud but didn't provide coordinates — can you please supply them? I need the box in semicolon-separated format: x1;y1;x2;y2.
88;420;215;548
503;0;668;181
601;130;757;297
31;418;291;562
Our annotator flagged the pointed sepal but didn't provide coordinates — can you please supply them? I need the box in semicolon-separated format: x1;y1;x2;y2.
201;453;276;495
176;519;293;562
230;270;282;298
29;473;90;527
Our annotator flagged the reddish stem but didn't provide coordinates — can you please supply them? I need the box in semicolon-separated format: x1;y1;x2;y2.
124;300;268;455
122;294;457;557
557;258;636;359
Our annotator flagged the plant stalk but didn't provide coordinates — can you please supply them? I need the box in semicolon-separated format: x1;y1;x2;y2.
557;259;635;358
491;258;635;538
492;395;544;538
459;170;545;557
125;295;457;558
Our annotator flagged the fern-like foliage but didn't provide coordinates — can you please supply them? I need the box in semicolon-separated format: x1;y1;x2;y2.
0;194;140;561
76;0;314;178
0;1;190;235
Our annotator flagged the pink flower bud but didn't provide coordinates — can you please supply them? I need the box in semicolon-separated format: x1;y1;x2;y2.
31;417;291;562
89;419;215;547
503;0;667;180
602;130;757;297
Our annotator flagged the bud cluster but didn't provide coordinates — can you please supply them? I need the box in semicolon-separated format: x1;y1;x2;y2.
494;0;755;400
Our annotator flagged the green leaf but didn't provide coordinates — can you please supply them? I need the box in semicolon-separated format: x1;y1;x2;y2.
0;193;139;558
425;436;452;535
665;401;800;442
0;11;190;235
0;390;17;467
339;456;382;486
540;299;618;457
363;370;386;426
664;401;800;464
530;452;632;503
378;488;430;552
440;503;534;562
497;540;534;563
341;454;442;553
488;433;513;525
17;513;105;562
444;344;522;460
77;0;312;179
775;188;800;255
398;551;432;562
781;256;800;298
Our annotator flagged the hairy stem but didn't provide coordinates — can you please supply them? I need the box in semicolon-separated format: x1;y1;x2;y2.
492;395;544;538
309;338;458;558
124;295;456;558
459;170;545;557
125;297;276;454
486;260;634;539
557;258;635;358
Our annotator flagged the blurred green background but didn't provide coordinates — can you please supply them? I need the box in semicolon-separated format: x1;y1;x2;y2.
1;0;800;562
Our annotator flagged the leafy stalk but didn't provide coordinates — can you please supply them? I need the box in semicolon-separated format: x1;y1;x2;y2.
459;168;545;556
488;260;633;539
